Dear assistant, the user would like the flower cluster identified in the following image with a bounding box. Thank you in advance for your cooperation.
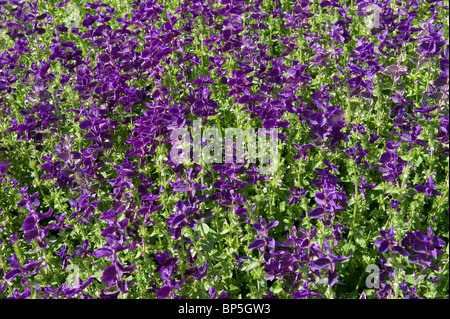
[0,0,448,300]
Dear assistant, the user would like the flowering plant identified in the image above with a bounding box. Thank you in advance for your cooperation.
[0,0,448,299]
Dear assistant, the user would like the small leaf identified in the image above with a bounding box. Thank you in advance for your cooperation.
[198,223,210,236]
[279,201,286,212]
[355,237,367,248]
[244,260,260,272]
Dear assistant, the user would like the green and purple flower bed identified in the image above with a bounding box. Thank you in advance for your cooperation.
[0,0,448,299]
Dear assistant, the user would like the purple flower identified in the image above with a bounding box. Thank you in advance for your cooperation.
[0,161,9,183]
[0,281,6,296]
[287,186,306,206]
[400,124,428,148]
[374,141,407,183]
[82,13,97,28]
[373,227,410,256]
[248,217,281,251]
[291,281,324,299]
[5,253,42,286]
[293,143,312,161]
[194,261,207,280]
[430,276,440,283]
[308,240,349,286]
[148,251,186,299]
[56,24,68,33]
[369,133,380,144]
[390,200,399,212]
[413,98,438,122]
[6,287,31,299]
[414,175,442,196]
[358,177,376,200]
[401,225,446,271]
[345,143,370,166]
[232,252,249,269]
[208,287,229,299]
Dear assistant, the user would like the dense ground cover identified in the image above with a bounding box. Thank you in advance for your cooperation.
[0,0,448,299]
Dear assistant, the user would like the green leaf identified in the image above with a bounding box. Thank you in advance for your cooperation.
[229,284,241,295]
[342,242,356,255]
[414,156,423,166]
[198,223,210,236]
[279,201,286,213]
[355,237,367,249]
[243,258,260,272]
[198,230,218,252]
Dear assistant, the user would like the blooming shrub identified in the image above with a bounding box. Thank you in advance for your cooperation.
[0,0,448,299]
